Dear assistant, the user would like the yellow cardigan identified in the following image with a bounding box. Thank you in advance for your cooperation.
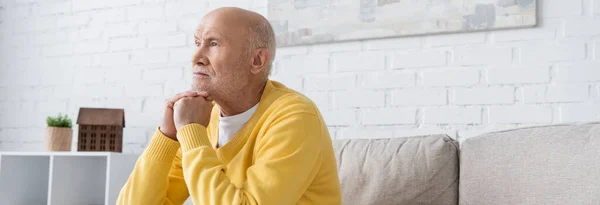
[117,80,342,205]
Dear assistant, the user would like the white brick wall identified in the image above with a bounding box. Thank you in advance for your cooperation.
[105,22,138,37]
[169,47,195,63]
[93,52,130,67]
[488,105,553,124]
[138,20,178,34]
[543,0,583,17]
[304,74,356,91]
[127,5,165,21]
[364,37,421,50]
[143,67,184,82]
[35,1,72,16]
[596,41,600,60]
[422,68,480,87]
[555,62,600,82]
[546,84,590,102]
[165,1,209,18]
[1,0,599,152]
[561,103,600,123]
[131,50,169,65]
[565,18,600,36]
[522,84,591,103]
[276,55,330,76]
[361,108,416,125]
[334,90,385,108]
[453,87,515,105]
[392,50,447,68]
[332,51,385,72]
[522,85,547,103]
[72,1,108,11]
[391,88,447,106]
[425,107,482,124]
[395,125,458,139]
[454,46,513,65]
[106,0,143,7]
[321,110,357,126]
[487,66,551,84]
[360,71,415,89]
[338,126,395,139]
[521,41,586,63]
[312,42,361,54]
[492,19,560,42]
[148,34,187,48]
[425,32,486,47]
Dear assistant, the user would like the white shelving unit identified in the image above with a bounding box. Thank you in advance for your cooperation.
[0,152,139,205]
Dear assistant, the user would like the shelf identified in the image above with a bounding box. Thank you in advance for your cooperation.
[0,152,139,205]
[0,151,117,156]
[0,155,50,205]
[105,154,138,205]
[50,156,107,205]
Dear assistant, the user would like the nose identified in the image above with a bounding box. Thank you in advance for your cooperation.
[192,46,209,67]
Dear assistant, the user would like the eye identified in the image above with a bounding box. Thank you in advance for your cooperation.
[210,41,218,46]
[194,41,201,47]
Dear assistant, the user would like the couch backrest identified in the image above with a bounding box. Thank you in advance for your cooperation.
[460,122,600,205]
[333,135,459,205]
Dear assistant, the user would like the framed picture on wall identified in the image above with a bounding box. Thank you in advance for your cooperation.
[268,0,537,47]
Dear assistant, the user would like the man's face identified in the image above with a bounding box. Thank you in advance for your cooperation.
[191,15,251,96]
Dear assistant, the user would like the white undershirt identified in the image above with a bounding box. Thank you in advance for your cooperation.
[217,103,259,147]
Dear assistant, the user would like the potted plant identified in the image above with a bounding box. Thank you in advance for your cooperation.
[45,113,73,152]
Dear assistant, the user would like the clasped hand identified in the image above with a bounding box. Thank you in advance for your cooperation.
[160,91,214,141]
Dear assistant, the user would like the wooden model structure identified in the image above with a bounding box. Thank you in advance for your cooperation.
[76,108,125,152]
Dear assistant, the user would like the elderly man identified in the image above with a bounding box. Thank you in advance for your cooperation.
[117,7,342,205]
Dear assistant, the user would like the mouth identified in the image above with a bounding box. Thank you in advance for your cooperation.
[193,71,210,77]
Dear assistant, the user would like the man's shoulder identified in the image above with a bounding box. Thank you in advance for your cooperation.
[267,82,320,116]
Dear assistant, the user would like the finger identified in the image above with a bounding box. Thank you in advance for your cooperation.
[189,95,211,102]
[165,95,181,109]
[177,91,200,99]
[183,90,200,96]
[167,93,184,106]
[168,91,199,107]
[195,91,209,97]
[174,96,194,105]
[173,98,183,108]
[164,100,175,109]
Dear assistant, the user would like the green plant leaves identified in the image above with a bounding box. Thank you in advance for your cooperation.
[46,113,72,128]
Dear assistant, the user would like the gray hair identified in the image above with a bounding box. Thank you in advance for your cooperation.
[247,19,276,77]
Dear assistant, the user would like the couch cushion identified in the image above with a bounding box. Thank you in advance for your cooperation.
[333,135,459,205]
[460,122,600,205]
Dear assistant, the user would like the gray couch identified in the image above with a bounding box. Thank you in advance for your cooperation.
[333,122,600,205]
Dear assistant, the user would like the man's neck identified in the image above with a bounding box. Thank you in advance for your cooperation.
[216,80,267,117]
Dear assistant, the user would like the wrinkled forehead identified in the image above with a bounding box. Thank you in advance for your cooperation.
[195,14,248,40]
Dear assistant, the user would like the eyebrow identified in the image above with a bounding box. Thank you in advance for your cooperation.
[194,35,220,41]
[194,31,226,41]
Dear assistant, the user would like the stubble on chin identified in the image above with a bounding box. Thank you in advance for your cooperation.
[191,80,210,93]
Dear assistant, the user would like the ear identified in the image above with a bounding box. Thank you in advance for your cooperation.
[250,48,269,74]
